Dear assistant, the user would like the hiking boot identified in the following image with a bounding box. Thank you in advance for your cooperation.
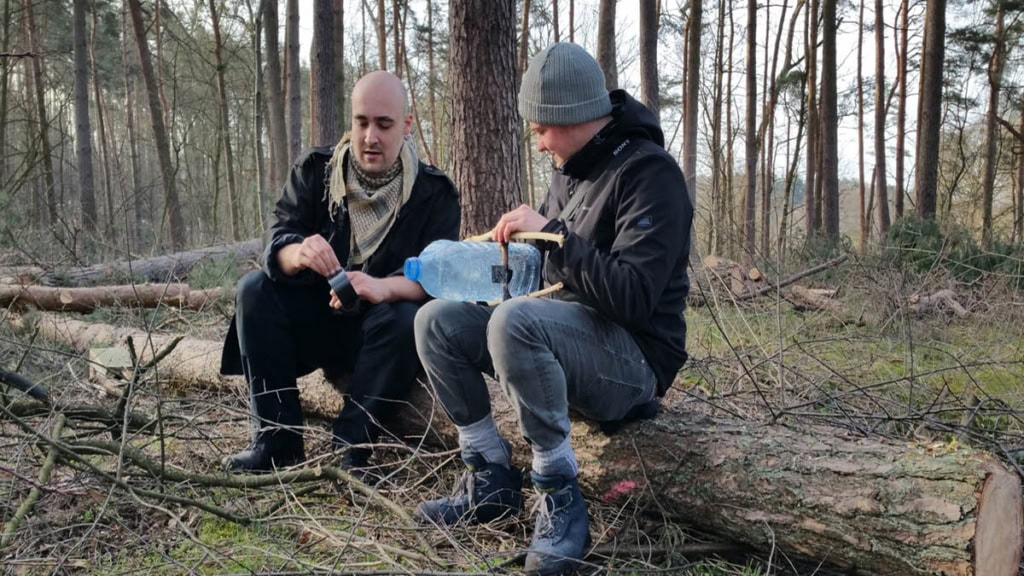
[524,473,590,576]
[341,447,382,486]
[415,454,523,525]
[222,434,305,473]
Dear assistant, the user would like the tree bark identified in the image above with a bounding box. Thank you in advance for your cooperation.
[596,0,617,89]
[639,0,659,117]
[20,313,1023,576]
[252,1,269,229]
[857,0,866,253]
[334,0,346,135]
[804,0,819,241]
[449,0,522,236]
[0,284,226,313]
[683,0,700,258]
[127,0,186,251]
[311,0,338,146]
[915,0,946,221]
[376,0,387,70]
[895,0,908,220]
[981,3,1003,250]
[264,0,289,194]
[0,239,262,287]
[73,0,97,235]
[210,0,242,241]
[285,0,302,160]
[874,0,890,237]
[820,0,840,243]
[23,0,57,227]
[743,0,757,261]
[89,6,116,243]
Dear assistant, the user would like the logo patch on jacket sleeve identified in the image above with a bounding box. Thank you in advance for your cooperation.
[637,215,653,229]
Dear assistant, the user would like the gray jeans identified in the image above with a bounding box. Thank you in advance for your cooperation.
[414,297,657,451]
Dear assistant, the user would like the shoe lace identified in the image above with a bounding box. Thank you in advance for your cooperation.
[529,489,555,537]
[452,467,477,502]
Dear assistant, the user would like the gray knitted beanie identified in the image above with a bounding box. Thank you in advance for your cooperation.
[518,43,612,126]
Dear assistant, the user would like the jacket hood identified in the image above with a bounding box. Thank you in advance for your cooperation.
[609,89,664,148]
[560,90,663,178]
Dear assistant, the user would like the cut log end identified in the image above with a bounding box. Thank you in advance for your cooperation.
[974,462,1022,576]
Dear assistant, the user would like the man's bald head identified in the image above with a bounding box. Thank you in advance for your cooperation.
[350,71,413,175]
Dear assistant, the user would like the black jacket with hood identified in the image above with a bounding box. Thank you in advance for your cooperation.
[220,145,460,376]
[539,90,693,395]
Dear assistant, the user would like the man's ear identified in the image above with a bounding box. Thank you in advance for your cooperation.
[403,114,413,137]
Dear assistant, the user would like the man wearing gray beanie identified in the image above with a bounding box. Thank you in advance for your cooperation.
[414,43,693,576]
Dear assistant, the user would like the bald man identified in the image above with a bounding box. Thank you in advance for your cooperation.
[220,71,460,478]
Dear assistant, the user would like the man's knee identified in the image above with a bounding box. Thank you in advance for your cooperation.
[487,297,545,347]
[235,270,273,314]
[366,300,420,340]
[414,298,470,342]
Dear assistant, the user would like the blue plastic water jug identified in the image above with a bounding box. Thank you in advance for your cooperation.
[404,240,542,302]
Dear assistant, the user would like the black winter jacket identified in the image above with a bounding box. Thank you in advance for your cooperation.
[220,145,460,376]
[539,90,693,395]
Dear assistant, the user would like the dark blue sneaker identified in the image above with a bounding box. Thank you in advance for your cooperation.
[415,454,523,525]
[524,473,590,576]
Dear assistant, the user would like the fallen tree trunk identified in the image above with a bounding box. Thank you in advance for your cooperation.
[0,284,227,312]
[14,312,1022,576]
[0,239,262,286]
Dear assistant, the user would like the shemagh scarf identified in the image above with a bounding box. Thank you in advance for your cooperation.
[327,133,418,265]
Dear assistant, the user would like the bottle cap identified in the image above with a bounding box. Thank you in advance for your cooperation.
[404,257,422,282]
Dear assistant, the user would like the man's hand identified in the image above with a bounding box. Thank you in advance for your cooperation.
[493,204,549,243]
[278,235,341,277]
[329,273,427,309]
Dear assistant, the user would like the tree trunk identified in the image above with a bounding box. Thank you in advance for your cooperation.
[820,0,840,244]
[596,0,617,89]
[709,0,725,256]
[90,7,116,243]
[639,0,659,117]
[915,0,946,221]
[211,0,242,242]
[857,0,866,253]
[981,3,1003,250]
[0,284,226,313]
[449,0,522,236]
[873,0,890,238]
[0,239,262,287]
[568,0,574,42]
[335,0,346,135]
[0,0,10,192]
[24,0,57,227]
[311,0,338,146]
[285,0,302,161]
[253,1,269,229]
[376,0,387,70]
[518,0,532,207]
[804,0,819,241]
[22,313,1024,576]
[127,0,186,251]
[264,0,289,194]
[120,4,146,249]
[548,0,557,41]
[743,0,757,261]
[427,0,439,167]
[683,0,700,258]
[73,0,97,235]
[393,0,403,76]
[895,0,908,220]
[1017,89,1024,243]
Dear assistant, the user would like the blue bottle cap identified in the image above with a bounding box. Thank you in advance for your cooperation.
[404,257,421,281]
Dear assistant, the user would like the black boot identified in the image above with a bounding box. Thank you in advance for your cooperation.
[416,453,524,525]
[524,473,590,576]
[223,431,305,473]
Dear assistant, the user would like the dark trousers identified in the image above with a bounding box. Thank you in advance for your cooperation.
[233,271,422,454]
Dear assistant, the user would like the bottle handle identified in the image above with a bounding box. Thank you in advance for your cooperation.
[464,230,565,246]
[483,282,564,307]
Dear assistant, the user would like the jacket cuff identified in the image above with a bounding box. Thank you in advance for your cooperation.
[263,233,313,283]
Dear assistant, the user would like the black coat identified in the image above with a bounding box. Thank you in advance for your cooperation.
[221,146,461,375]
[539,91,693,395]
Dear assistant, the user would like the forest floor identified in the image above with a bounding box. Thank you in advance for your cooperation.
[0,249,1022,575]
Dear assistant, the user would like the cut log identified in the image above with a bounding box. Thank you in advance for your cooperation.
[0,284,228,312]
[0,239,261,286]
[789,285,845,314]
[14,312,1023,576]
[910,289,969,318]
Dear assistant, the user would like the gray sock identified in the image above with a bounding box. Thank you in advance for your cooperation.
[532,436,578,479]
[457,414,511,468]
